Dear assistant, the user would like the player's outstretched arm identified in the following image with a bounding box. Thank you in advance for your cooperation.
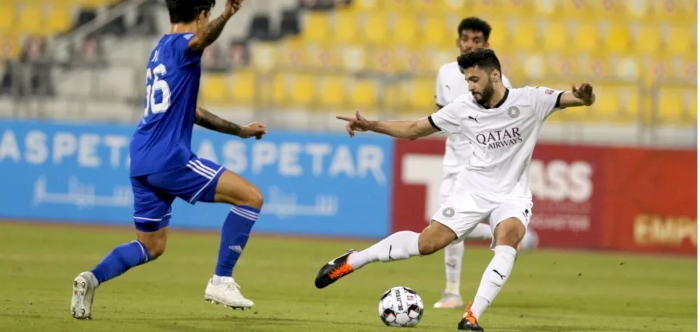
[189,0,244,52]
[195,106,267,140]
[558,82,596,108]
[336,111,438,139]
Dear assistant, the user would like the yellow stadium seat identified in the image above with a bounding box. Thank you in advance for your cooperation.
[439,0,467,11]
[47,4,73,34]
[349,0,380,11]
[408,77,435,110]
[250,42,276,72]
[230,70,256,105]
[318,75,347,108]
[271,72,289,106]
[422,15,449,46]
[621,0,651,19]
[303,12,330,42]
[0,4,16,34]
[651,0,694,23]
[18,4,44,36]
[633,24,662,55]
[338,44,367,72]
[522,52,547,79]
[278,38,308,67]
[350,79,378,109]
[334,11,359,44]
[289,73,316,107]
[467,0,502,16]
[542,21,569,52]
[412,0,450,13]
[666,24,695,56]
[533,0,557,17]
[393,15,418,44]
[425,46,458,72]
[383,0,409,11]
[590,84,641,124]
[366,45,397,73]
[306,42,338,68]
[486,18,509,51]
[394,45,428,73]
[613,55,641,82]
[657,87,697,125]
[200,74,228,105]
[602,23,631,53]
[512,19,539,51]
[590,0,623,18]
[363,13,389,45]
[572,21,599,53]
[559,0,593,18]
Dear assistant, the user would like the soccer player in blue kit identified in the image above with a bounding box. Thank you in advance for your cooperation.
[70,0,268,319]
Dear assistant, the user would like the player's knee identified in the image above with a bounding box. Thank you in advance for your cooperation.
[137,232,168,260]
[494,219,525,248]
[239,185,263,209]
[418,222,456,255]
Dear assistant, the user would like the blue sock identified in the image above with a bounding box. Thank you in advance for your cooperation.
[215,205,260,277]
[91,240,151,284]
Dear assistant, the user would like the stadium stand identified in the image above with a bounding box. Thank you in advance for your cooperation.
[0,0,696,131]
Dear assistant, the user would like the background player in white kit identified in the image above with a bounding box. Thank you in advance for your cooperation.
[434,16,515,310]
[315,48,595,331]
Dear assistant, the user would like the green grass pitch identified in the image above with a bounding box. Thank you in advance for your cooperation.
[0,222,696,332]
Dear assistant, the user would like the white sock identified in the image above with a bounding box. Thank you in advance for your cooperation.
[462,223,493,240]
[469,245,517,319]
[211,274,232,286]
[444,241,464,295]
[347,231,421,269]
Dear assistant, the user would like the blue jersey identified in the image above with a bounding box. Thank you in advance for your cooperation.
[130,33,203,176]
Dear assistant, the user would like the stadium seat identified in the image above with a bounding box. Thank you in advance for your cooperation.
[306,42,338,69]
[467,0,503,16]
[334,11,360,44]
[348,0,380,11]
[512,19,539,51]
[18,4,44,36]
[318,74,347,108]
[250,42,276,72]
[362,13,389,45]
[200,74,228,105]
[0,4,15,34]
[392,15,418,45]
[602,22,631,53]
[559,0,593,19]
[533,0,557,17]
[278,38,308,67]
[349,78,379,109]
[571,21,599,53]
[394,45,429,73]
[422,15,450,46]
[47,4,73,35]
[657,87,697,125]
[365,45,397,73]
[338,44,367,72]
[382,0,409,11]
[620,0,651,19]
[590,84,641,124]
[486,18,509,51]
[542,21,569,52]
[666,24,695,56]
[230,70,256,105]
[407,77,435,110]
[633,24,662,55]
[302,12,330,42]
[289,73,316,107]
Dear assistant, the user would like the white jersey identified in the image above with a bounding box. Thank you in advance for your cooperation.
[435,61,512,174]
[429,86,564,201]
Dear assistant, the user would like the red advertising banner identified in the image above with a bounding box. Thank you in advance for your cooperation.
[391,139,696,255]
[601,148,697,255]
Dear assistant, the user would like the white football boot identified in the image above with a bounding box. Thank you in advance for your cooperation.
[433,292,465,309]
[204,277,254,309]
[71,271,98,319]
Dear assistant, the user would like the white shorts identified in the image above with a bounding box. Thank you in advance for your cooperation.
[439,171,458,205]
[432,187,533,248]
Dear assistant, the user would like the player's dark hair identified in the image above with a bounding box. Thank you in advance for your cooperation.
[166,0,216,24]
[457,48,501,75]
[458,17,491,41]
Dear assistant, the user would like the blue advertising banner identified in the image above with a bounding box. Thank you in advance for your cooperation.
[0,119,394,238]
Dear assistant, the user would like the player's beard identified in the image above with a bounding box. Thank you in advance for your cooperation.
[473,77,495,106]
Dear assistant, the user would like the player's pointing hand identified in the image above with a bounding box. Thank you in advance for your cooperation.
[571,82,595,106]
[239,122,267,140]
[223,0,244,18]
[336,111,370,138]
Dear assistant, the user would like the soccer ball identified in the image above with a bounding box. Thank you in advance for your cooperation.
[378,286,424,327]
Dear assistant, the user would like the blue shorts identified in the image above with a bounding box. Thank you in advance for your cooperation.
[131,157,225,232]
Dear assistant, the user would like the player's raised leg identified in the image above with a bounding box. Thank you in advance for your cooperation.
[458,204,530,331]
[200,168,263,309]
[71,178,172,319]
[314,221,457,288]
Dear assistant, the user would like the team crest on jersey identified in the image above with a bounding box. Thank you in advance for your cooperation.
[442,207,455,218]
[507,106,520,118]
